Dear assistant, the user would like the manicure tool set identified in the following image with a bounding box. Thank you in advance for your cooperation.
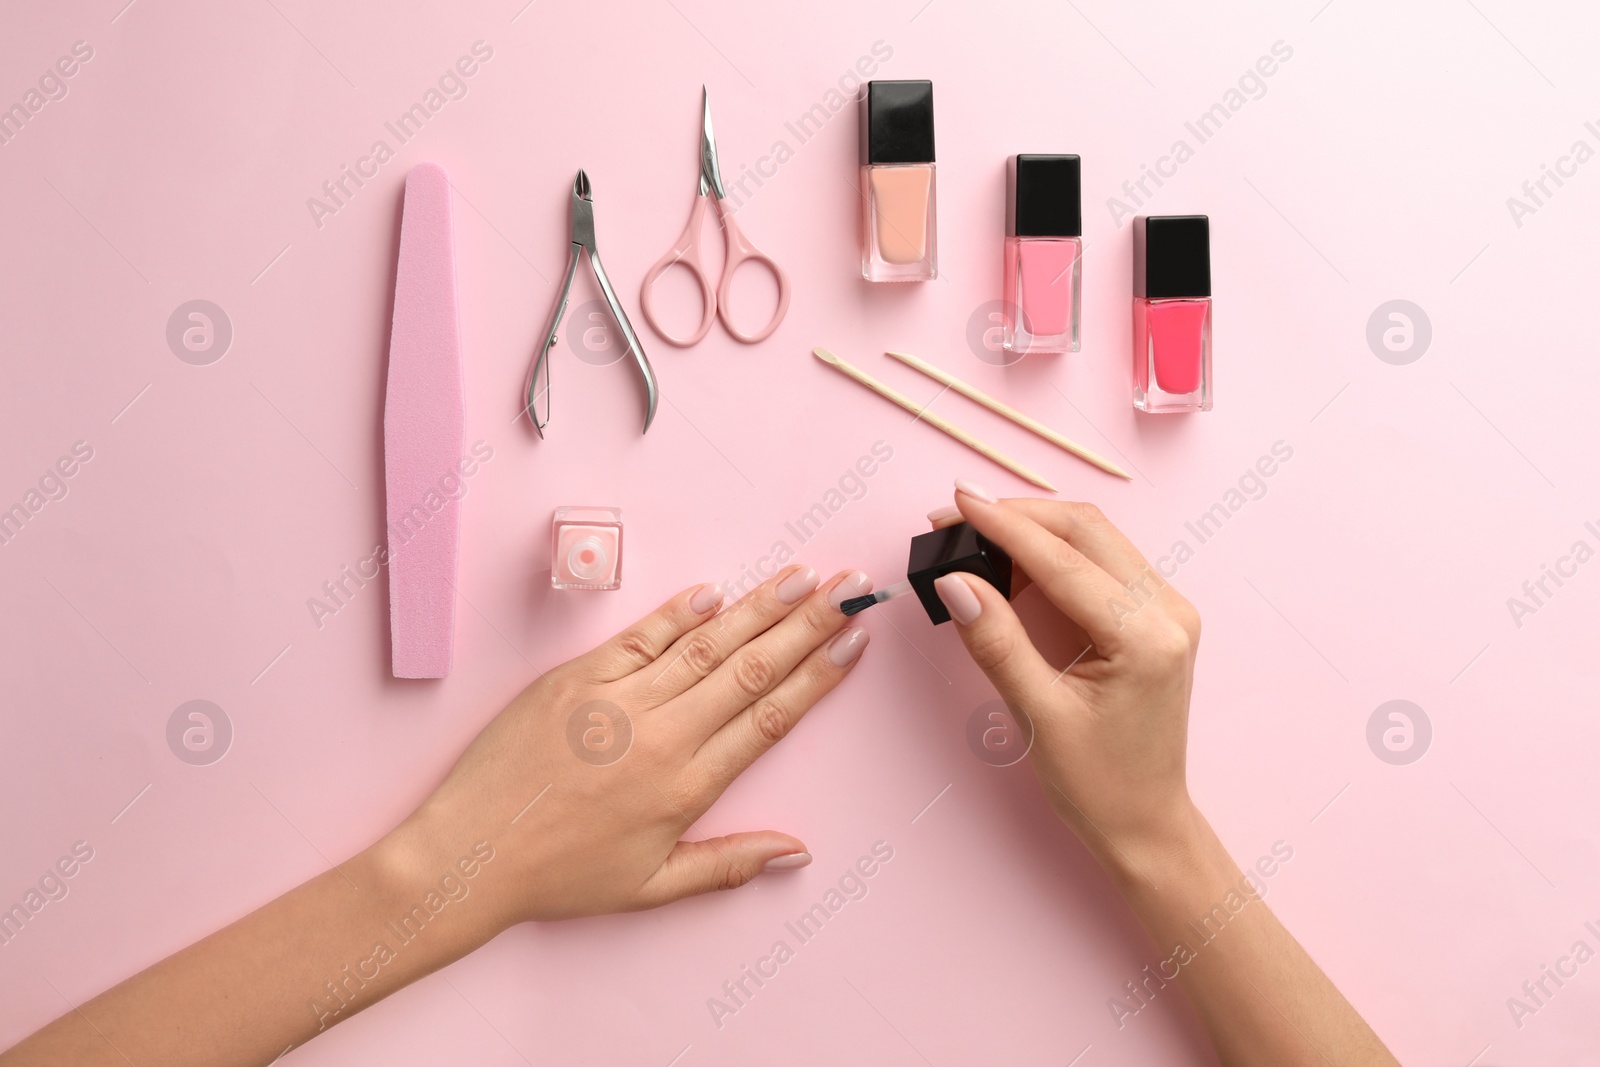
[380,80,1215,673]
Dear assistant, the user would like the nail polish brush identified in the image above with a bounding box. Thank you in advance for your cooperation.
[839,521,1012,624]
[840,580,913,616]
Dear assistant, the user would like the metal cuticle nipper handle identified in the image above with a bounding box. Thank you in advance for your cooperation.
[525,169,660,437]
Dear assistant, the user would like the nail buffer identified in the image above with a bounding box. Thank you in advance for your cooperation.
[384,163,464,679]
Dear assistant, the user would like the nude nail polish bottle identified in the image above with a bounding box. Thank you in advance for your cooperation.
[1004,154,1082,354]
[551,506,623,590]
[1133,215,1212,413]
[859,80,937,282]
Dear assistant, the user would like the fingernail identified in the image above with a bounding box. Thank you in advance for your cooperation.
[934,573,982,625]
[690,583,724,613]
[954,478,999,504]
[828,570,872,611]
[827,627,870,667]
[926,504,961,524]
[762,852,812,873]
[776,566,820,604]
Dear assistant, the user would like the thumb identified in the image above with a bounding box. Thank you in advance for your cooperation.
[638,832,812,906]
[934,573,1055,704]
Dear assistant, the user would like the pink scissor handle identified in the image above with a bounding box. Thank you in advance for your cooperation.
[715,205,791,344]
[640,196,718,347]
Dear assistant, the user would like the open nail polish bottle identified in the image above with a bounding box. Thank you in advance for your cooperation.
[841,522,1011,624]
[1133,214,1212,413]
[551,506,623,590]
[859,80,937,282]
[1004,154,1082,354]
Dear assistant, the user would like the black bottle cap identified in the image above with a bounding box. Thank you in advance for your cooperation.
[1133,215,1211,299]
[906,522,1012,625]
[1007,154,1081,237]
[859,80,935,165]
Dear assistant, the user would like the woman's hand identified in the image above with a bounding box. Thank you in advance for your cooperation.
[382,564,874,931]
[1,565,874,1067]
[929,481,1400,1066]
[928,481,1201,870]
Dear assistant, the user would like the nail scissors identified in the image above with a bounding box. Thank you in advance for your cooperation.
[640,88,791,347]
[525,169,659,437]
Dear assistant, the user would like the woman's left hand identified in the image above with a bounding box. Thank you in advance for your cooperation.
[382,565,874,933]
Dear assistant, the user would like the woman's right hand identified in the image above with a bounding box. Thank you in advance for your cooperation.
[930,481,1403,1066]
[927,480,1204,872]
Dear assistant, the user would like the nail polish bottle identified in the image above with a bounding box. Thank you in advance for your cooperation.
[859,80,937,282]
[907,522,1010,623]
[1004,154,1082,354]
[842,522,1012,624]
[551,506,623,590]
[1133,215,1212,413]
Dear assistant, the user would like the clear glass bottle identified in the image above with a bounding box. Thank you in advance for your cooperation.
[551,506,623,590]
[1132,215,1212,413]
[1003,154,1082,354]
[860,80,937,282]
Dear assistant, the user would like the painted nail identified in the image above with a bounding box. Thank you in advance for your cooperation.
[828,570,872,611]
[934,573,982,625]
[954,478,999,504]
[762,852,812,873]
[827,627,870,667]
[776,566,820,604]
[927,504,961,524]
[690,583,724,613]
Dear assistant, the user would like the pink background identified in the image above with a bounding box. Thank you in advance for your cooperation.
[3,0,1598,1062]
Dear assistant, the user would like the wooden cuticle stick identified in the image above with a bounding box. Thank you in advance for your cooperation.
[812,346,1057,493]
[885,350,1132,480]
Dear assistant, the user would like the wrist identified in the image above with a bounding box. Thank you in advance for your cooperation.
[1096,799,1219,893]
[363,812,510,954]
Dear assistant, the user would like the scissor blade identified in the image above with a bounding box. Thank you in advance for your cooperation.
[700,87,725,199]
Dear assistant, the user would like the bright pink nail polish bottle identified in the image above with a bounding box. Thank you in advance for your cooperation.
[551,506,623,590]
[1133,215,1212,413]
[1004,154,1081,354]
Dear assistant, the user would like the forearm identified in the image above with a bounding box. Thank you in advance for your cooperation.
[1098,807,1397,1066]
[3,829,502,1067]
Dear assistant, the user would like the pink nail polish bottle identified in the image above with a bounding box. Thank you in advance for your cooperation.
[859,80,937,283]
[1003,154,1081,355]
[551,506,623,590]
[1133,215,1212,413]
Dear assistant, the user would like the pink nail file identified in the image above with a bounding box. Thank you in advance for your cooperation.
[384,163,464,679]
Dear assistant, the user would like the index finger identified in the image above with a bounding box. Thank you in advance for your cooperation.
[952,482,1132,653]
[931,498,1155,589]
